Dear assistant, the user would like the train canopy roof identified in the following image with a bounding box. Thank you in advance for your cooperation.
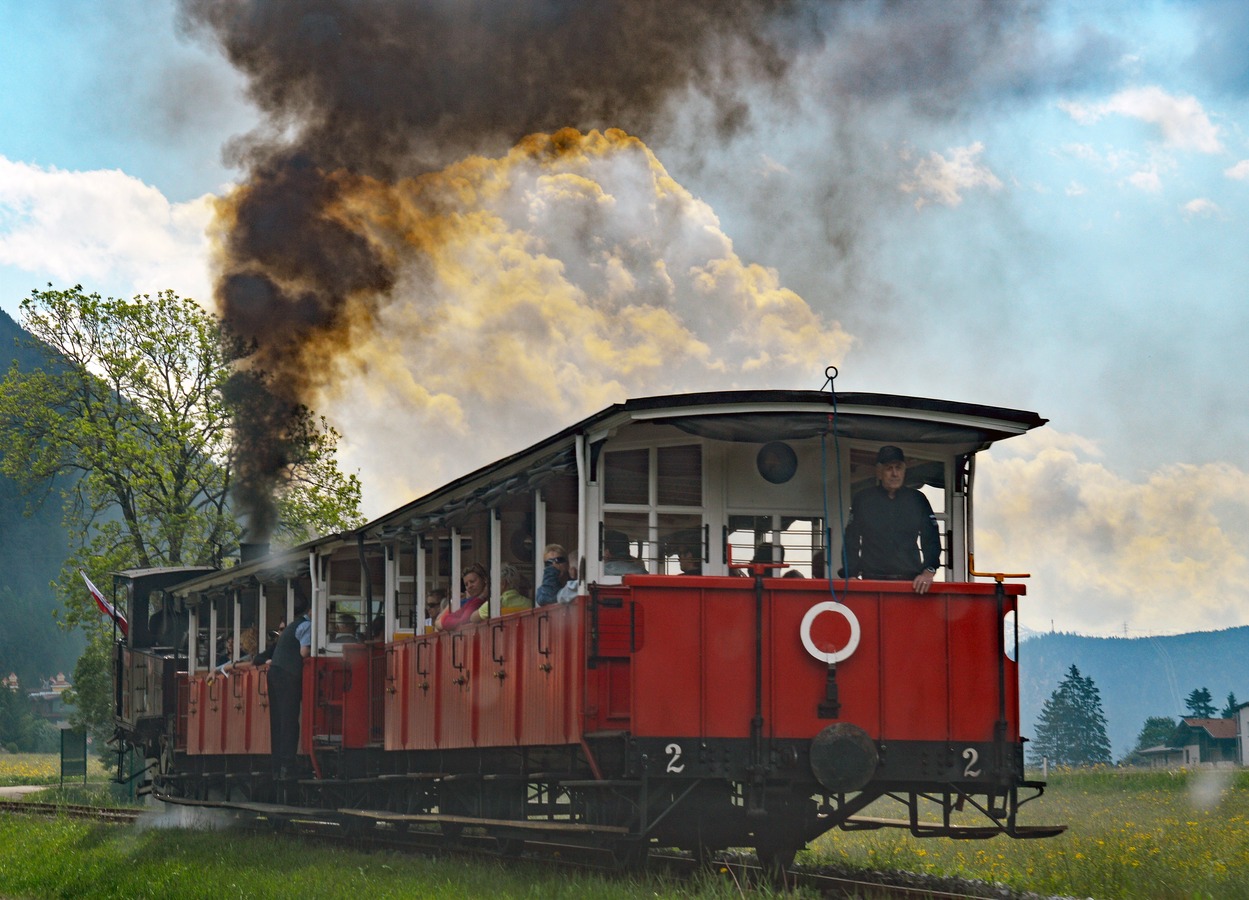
[365,388,1045,537]
[169,388,1045,596]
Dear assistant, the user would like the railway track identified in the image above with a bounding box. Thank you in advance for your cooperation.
[0,800,141,824]
[0,798,1050,898]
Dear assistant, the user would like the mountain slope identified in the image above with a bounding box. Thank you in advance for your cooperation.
[1019,627,1249,759]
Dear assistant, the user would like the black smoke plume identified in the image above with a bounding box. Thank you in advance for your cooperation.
[177,0,801,538]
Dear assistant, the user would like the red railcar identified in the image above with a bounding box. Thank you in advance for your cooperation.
[114,385,1062,867]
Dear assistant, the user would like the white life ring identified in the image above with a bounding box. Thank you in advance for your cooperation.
[800,601,861,664]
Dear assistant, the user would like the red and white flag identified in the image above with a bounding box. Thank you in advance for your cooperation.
[81,570,128,636]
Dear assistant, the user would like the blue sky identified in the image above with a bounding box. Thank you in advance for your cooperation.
[2,1,1247,638]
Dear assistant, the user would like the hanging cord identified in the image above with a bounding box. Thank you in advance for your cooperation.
[819,366,850,604]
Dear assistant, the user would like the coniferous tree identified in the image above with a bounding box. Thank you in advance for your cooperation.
[1029,664,1113,767]
[1220,692,1238,719]
[1184,687,1216,718]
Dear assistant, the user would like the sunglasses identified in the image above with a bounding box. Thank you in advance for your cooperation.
[547,556,568,564]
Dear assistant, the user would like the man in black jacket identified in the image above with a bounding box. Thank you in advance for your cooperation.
[842,446,941,593]
[255,597,311,779]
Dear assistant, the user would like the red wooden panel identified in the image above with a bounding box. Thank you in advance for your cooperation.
[250,667,271,754]
[700,587,760,738]
[517,603,581,746]
[583,658,632,732]
[476,618,521,747]
[437,630,476,747]
[339,644,374,748]
[382,641,406,749]
[405,637,437,750]
[767,587,883,739]
[222,670,249,754]
[201,673,227,754]
[175,673,189,752]
[946,594,1018,741]
[309,657,346,747]
[629,588,704,736]
[879,590,951,741]
[298,662,315,757]
[184,675,204,754]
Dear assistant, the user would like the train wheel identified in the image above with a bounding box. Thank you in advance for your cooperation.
[754,842,797,884]
[495,836,524,857]
[611,839,649,872]
[693,843,723,870]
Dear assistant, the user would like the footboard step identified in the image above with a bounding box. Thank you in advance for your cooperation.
[337,808,629,834]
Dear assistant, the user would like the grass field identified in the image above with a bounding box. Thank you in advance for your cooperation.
[0,816,791,900]
[3,758,1248,898]
[0,752,109,787]
[808,767,1249,899]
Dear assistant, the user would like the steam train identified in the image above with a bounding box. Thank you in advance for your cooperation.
[112,384,1063,869]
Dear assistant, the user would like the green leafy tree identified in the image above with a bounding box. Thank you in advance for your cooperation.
[1220,691,1238,719]
[1184,687,1216,719]
[0,687,59,753]
[1029,664,1113,767]
[0,285,365,753]
[1119,715,1177,765]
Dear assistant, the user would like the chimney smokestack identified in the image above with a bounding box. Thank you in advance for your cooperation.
[240,542,270,564]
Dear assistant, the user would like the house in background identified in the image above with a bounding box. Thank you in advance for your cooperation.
[1135,744,1186,768]
[1173,718,1238,766]
[27,673,74,729]
[1236,702,1249,766]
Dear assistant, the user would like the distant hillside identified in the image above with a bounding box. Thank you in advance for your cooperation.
[0,307,83,686]
[1019,627,1249,759]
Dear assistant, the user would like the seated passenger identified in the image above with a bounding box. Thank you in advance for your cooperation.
[676,544,703,575]
[751,541,785,577]
[603,530,647,575]
[366,615,385,641]
[436,563,489,631]
[330,612,358,642]
[556,554,580,603]
[536,544,574,606]
[424,588,449,630]
[476,563,533,620]
[216,627,258,676]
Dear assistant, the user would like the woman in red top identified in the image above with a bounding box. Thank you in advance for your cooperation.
[435,563,489,631]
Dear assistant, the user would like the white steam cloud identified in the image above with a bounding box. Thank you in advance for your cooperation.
[316,130,853,510]
[976,430,1249,637]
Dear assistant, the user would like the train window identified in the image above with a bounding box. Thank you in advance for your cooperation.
[658,515,704,574]
[726,514,825,576]
[603,449,648,504]
[602,512,648,565]
[329,557,359,597]
[396,544,417,630]
[601,444,705,574]
[656,445,701,506]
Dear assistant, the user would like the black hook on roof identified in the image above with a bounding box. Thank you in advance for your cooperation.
[821,365,839,392]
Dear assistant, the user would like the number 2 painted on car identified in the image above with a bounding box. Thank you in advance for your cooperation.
[665,742,685,773]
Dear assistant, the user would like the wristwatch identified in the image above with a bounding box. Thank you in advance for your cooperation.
[925,566,937,574]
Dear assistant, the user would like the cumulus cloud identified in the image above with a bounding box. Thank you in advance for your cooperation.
[1058,86,1223,153]
[1182,197,1220,219]
[898,142,1002,209]
[310,129,853,508]
[975,431,1249,637]
[0,157,214,302]
[1225,160,1249,180]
